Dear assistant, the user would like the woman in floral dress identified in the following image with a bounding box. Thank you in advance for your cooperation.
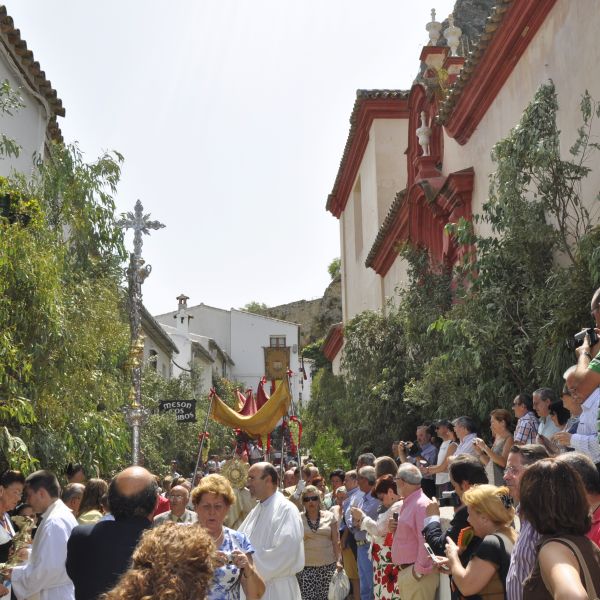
[192,474,265,600]
[351,474,402,600]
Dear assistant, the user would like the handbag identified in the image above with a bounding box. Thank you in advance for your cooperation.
[328,568,351,600]
[550,537,599,600]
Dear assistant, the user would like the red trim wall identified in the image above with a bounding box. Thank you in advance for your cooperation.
[444,0,557,145]
[327,98,409,218]
[322,323,344,362]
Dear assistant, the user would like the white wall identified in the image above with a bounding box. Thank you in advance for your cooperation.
[341,118,409,322]
[156,303,301,405]
[157,304,232,355]
[0,52,49,177]
[142,335,172,380]
[230,309,300,404]
[441,0,600,234]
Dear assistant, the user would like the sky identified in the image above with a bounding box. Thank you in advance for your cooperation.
[7,0,456,315]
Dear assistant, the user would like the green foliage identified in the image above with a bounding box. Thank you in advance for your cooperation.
[0,143,132,475]
[328,257,341,280]
[309,428,351,473]
[140,369,237,477]
[0,79,23,159]
[241,301,269,316]
[12,142,126,276]
[302,338,328,373]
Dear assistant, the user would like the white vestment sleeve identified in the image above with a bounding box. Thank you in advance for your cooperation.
[251,503,304,581]
[12,520,70,599]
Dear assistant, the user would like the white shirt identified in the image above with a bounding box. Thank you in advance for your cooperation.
[570,387,600,463]
[455,433,478,458]
[238,491,304,600]
[12,499,77,600]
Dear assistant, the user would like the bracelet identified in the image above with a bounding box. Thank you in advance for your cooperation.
[242,567,253,579]
[583,351,592,359]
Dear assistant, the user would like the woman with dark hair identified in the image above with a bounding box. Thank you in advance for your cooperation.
[351,474,402,600]
[422,420,458,497]
[0,470,25,562]
[520,459,600,599]
[77,478,109,524]
[101,522,214,600]
[473,409,513,486]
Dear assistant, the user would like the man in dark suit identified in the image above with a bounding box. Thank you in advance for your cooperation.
[421,455,488,556]
[66,466,158,600]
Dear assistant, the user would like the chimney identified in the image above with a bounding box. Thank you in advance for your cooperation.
[175,293,193,332]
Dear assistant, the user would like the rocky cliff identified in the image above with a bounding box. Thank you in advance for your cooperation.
[264,277,342,348]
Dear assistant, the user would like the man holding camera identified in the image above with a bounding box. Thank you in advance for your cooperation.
[396,426,438,498]
[422,456,488,557]
[566,286,600,457]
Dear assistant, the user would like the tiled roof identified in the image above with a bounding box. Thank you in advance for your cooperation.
[365,189,407,269]
[0,5,65,142]
[437,0,513,125]
[326,89,409,214]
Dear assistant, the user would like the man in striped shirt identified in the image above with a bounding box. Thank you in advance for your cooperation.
[503,444,549,600]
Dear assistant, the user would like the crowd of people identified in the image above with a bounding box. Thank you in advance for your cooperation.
[0,293,600,600]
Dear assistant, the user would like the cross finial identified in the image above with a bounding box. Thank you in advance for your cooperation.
[119,200,165,259]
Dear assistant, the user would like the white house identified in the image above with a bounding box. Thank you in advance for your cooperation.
[0,6,64,175]
[140,305,179,380]
[155,295,302,404]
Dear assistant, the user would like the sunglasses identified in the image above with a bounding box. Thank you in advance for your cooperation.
[303,496,320,502]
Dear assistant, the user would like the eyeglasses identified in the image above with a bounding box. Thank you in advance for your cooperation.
[303,496,319,502]
[503,466,522,475]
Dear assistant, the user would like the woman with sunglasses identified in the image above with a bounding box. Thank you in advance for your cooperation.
[297,485,343,600]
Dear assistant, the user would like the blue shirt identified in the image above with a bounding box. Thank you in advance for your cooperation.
[348,490,381,542]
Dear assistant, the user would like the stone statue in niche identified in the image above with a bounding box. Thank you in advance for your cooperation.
[416,111,432,156]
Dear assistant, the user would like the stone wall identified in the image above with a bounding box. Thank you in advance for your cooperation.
[265,277,342,347]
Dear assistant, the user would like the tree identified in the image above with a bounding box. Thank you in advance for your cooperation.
[328,257,341,280]
[242,301,269,316]
[0,141,132,476]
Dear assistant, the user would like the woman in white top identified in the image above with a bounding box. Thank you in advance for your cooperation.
[422,420,458,498]
[350,475,402,600]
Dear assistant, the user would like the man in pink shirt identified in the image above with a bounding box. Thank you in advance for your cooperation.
[391,463,439,600]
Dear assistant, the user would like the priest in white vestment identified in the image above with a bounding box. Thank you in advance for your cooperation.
[10,470,77,600]
[238,462,304,600]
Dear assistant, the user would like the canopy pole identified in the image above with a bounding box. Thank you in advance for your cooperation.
[193,391,215,485]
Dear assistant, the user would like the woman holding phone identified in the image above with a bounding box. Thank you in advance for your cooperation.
[351,475,402,600]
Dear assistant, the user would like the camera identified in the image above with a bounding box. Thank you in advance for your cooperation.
[439,491,461,508]
[566,328,599,351]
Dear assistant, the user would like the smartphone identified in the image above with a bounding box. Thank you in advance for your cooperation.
[392,512,398,522]
[424,543,449,571]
